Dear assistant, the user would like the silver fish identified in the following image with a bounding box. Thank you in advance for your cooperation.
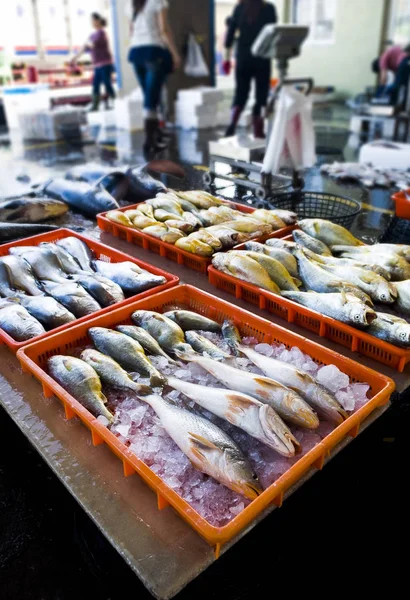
[88,327,166,387]
[0,255,44,296]
[48,355,114,423]
[80,349,151,394]
[243,242,299,278]
[318,263,397,304]
[292,230,332,255]
[366,312,410,347]
[94,260,166,295]
[13,295,76,329]
[0,299,45,341]
[167,377,300,456]
[177,352,319,429]
[393,279,410,315]
[131,310,193,354]
[141,394,262,499]
[71,273,124,307]
[333,247,410,281]
[185,331,229,360]
[116,325,175,363]
[163,310,221,332]
[232,250,300,291]
[56,237,95,273]
[40,243,84,275]
[295,248,372,302]
[282,291,377,327]
[298,219,363,246]
[236,345,348,424]
[222,319,242,357]
[16,248,67,283]
[302,248,391,280]
[42,281,101,317]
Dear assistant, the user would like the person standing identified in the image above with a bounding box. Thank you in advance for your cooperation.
[223,0,277,138]
[72,13,115,111]
[128,0,181,154]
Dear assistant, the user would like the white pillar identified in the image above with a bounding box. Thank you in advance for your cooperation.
[109,0,137,97]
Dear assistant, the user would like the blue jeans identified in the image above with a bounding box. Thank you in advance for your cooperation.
[390,55,410,105]
[128,46,172,111]
[93,64,115,98]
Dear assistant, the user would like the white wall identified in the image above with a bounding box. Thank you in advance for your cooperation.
[287,0,386,97]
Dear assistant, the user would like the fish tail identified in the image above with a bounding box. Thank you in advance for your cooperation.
[150,372,167,388]
[259,404,300,457]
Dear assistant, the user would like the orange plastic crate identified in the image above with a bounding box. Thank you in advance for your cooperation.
[97,200,295,273]
[392,189,410,219]
[0,228,178,353]
[17,285,394,556]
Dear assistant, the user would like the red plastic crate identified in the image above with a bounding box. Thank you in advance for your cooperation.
[0,228,178,353]
[17,285,394,556]
[97,200,295,273]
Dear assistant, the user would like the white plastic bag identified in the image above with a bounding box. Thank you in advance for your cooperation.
[184,34,210,78]
[263,86,316,174]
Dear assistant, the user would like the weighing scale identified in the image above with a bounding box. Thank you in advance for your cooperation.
[207,25,311,200]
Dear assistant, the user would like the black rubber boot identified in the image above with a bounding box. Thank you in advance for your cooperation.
[88,94,100,112]
[143,118,167,155]
[224,105,242,137]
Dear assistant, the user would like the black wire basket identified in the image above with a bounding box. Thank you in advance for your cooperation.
[380,216,410,244]
[267,190,361,228]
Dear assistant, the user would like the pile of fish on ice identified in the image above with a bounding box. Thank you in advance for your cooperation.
[0,160,185,243]
[212,218,410,349]
[0,236,166,342]
[320,161,410,188]
[105,189,297,257]
[47,308,370,526]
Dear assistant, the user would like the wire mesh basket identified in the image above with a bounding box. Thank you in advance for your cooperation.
[267,190,361,228]
[380,216,410,244]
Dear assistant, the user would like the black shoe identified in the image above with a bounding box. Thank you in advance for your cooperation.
[225,123,236,137]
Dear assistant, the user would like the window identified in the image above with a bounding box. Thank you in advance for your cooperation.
[1,1,38,57]
[389,0,410,45]
[293,0,337,44]
[37,0,69,56]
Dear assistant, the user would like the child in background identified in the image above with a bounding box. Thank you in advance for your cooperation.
[72,12,115,111]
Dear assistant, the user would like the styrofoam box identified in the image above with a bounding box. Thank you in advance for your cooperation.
[175,113,215,130]
[3,83,50,129]
[177,87,224,105]
[115,97,143,131]
[359,140,410,169]
[174,101,215,117]
[18,108,85,141]
[87,109,116,128]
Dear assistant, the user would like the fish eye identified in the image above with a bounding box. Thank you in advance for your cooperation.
[354,314,361,322]
[380,293,387,301]
[400,332,407,340]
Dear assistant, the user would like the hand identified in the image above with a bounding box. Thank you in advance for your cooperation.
[172,54,182,71]
[222,60,231,76]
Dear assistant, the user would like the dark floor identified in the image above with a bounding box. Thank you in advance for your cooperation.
[0,103,408,598]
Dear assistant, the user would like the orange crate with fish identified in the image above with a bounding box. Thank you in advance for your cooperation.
[97,197,295,274]
[17,285,394,555]
[0,228,178,353]
[209,220,410,372]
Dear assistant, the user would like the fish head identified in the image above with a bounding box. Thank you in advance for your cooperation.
[394,324,410,346]
[375,281,397,304]
[219,449,262,500]
[297,219,316,237]
[345,302,377,327]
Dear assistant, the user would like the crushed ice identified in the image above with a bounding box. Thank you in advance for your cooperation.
[102,333,370,527]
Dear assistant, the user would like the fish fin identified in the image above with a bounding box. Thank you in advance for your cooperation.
[98,392,108,405]
[188,432,219,450]
[145,159,185,179]
[293,277,303,288]
[358,272,376,284]
[226,393,256,417]
[253,376,285,390]
[340,290,348,304]
[327,281,344,290]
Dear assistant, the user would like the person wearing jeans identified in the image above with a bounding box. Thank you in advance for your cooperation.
[223,0,277,138]
[128,0,181,155]
[72,12,115,111]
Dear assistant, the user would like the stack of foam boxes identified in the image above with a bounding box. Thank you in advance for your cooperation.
[175,87,224,130]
